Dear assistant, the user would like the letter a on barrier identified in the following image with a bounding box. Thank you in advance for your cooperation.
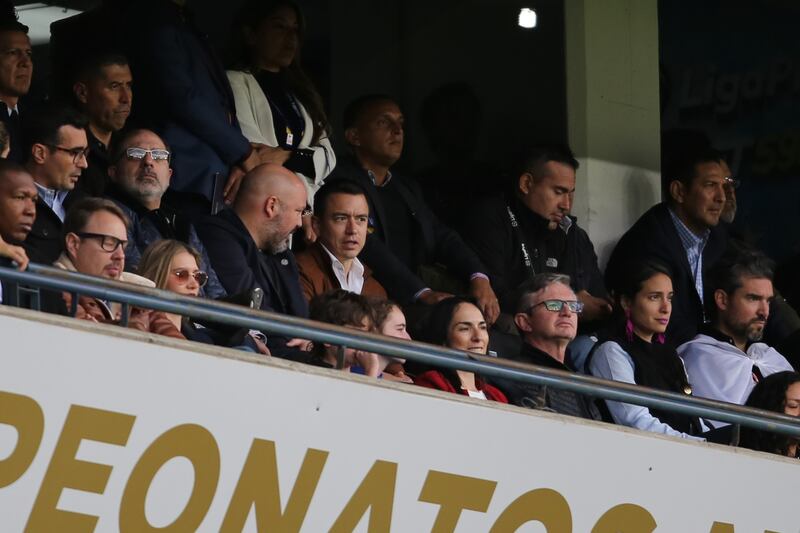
[330,460,397,533]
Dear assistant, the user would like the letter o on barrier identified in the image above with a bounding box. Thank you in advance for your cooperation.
[119,424,220,532]
[0,391,44,488]
[490,488,572,533]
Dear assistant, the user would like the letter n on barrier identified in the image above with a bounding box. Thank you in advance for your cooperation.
[0,391,44,488]
[419,470,497,533]
[220,439,328,532]
[25,404,136,532]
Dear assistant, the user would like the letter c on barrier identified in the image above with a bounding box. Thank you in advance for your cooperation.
[0,391,44,488]
[119,424,220,533]
[591,503,656,532]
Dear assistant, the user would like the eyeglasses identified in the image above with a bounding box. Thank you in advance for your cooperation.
[125,147,171,161]
[527,299,584,314]
[723,176,740,189]
[75,232,127,252]
[277,198,312,217]
[47,144,90,163]
[172,269,208,287]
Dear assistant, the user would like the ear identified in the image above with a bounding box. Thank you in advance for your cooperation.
[620,295,632,313]
[669,180,685,204]
[310,215,321,236]
[344,127,360,147]
[65,232,81,259]
[73,82,88,105]
[518,172,533,195]
[31,143,48,165]
[264,195,279,218]
[514,312,532,333]
[714,289,728,312]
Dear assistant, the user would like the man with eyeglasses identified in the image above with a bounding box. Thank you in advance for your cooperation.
[22,104,90,264]
[489,272,600,420]
[0,6,32,163]
[41,196,183,339]
[105,128,226,298]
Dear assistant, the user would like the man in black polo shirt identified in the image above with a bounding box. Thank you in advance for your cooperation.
[329,94,499,324]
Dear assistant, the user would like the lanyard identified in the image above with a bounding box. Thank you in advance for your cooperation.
[270,92,305,148]
[506,205,537,277]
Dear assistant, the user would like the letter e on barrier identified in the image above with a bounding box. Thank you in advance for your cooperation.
[0,391,44,488]
[419,470,497,533]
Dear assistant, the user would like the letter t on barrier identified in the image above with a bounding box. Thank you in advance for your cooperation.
[418,470,497,533]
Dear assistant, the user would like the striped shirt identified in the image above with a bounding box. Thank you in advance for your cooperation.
[668,208,710,304]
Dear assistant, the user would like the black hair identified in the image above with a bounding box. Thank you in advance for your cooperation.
[739,371,800,457]
[609,259,673,338]
[312,179,368,218]
[229,0,330,144]
[342,94,395,131]
[73,51,129,84]
[22,104,88,158]
[0,2,28,34]
[664,147,722,204]
[704,245,774,321]
[514,143,579,184]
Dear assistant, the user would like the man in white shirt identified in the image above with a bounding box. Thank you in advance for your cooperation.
[296,180,387,302]
[679,249,793,419]
[22,105,89,264]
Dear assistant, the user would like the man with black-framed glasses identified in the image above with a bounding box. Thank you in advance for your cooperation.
[489,272,601,420]
[104,127,226,298]
[22,104,90,264]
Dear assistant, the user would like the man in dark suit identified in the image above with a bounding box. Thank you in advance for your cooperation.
[22,105,89,265]
[605,149,728,345]
[0,160,36,305]
[329,94,500,325]
[0,8,32,163]
[196,163,309,359]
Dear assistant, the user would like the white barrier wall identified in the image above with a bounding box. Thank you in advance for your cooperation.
[0,308,797,532]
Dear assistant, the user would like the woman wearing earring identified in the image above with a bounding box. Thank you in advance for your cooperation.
[588,260,705,439]
[227,0,335,230]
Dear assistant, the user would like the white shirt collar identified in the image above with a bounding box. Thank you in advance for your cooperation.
[320,243,366,294]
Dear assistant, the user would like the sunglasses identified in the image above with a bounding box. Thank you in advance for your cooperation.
[527,299,584,314]
[125,147,171,161]
[172,268,208,287]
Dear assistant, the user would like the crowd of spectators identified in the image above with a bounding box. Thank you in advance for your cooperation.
[0,0,798,460]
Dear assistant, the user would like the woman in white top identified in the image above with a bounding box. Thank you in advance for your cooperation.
[227,0,335,225]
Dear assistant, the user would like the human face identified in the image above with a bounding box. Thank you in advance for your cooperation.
[718,277,773,345]
[624,272,673,342]
[720,160,737,224]
[313,193,369,261]
[249,6,299,72]
[784,382,800,417]
[265,186,307,253]
[0,169,36,243]
[380,305,411,340]
[68,210,127,279]
[110,130,172,209]
[36,125,88,191]
[521,282,578,343]
[165,251,202,297]
[518,161,576,229]
[348,100,404,169]
[673,161,726,233]
[78,64,133,135]
[447,302,489,354]
[0,31,32,101]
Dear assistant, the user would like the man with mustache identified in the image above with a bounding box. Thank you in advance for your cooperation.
[104,128,226,298]
[71,52,132,197]
[196,163,310,359]
[678,249,793,417]
[0,5,32,163]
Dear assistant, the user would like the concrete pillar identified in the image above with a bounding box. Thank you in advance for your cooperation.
[565,0,662,267]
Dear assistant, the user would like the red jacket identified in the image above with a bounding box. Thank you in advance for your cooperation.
[414,370,508,403]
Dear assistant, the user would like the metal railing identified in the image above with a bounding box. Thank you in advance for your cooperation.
[2,263,800,439]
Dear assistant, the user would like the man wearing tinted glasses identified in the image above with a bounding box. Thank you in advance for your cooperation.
[489,272,600,420]
[105,128,226,298]
[22,104,90,265]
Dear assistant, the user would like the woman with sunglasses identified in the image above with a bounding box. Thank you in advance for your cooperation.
[588,260,705,440]
[138,240,268,353]
[227,0,335,241]
[414,297,507,402]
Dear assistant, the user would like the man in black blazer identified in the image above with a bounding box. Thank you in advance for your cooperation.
[0,9,33,163]
[329,94,500,324]
[22,106,89,265]
[196,164,309,359]
[605,149,728,345]
[0,160,36,305]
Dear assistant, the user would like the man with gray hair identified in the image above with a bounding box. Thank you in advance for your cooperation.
[678,249,793,414]
[490,272,600,419]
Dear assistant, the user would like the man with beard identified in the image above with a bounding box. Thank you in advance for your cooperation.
[678,249,793,420]
[196,164,309,359]
[105,128,225,298]
[71,52,133,197]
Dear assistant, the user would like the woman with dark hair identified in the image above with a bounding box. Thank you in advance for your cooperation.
[739,371,800,458]
[414,297,507,402]
[227,0,335,220]
[588,260,705,440]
